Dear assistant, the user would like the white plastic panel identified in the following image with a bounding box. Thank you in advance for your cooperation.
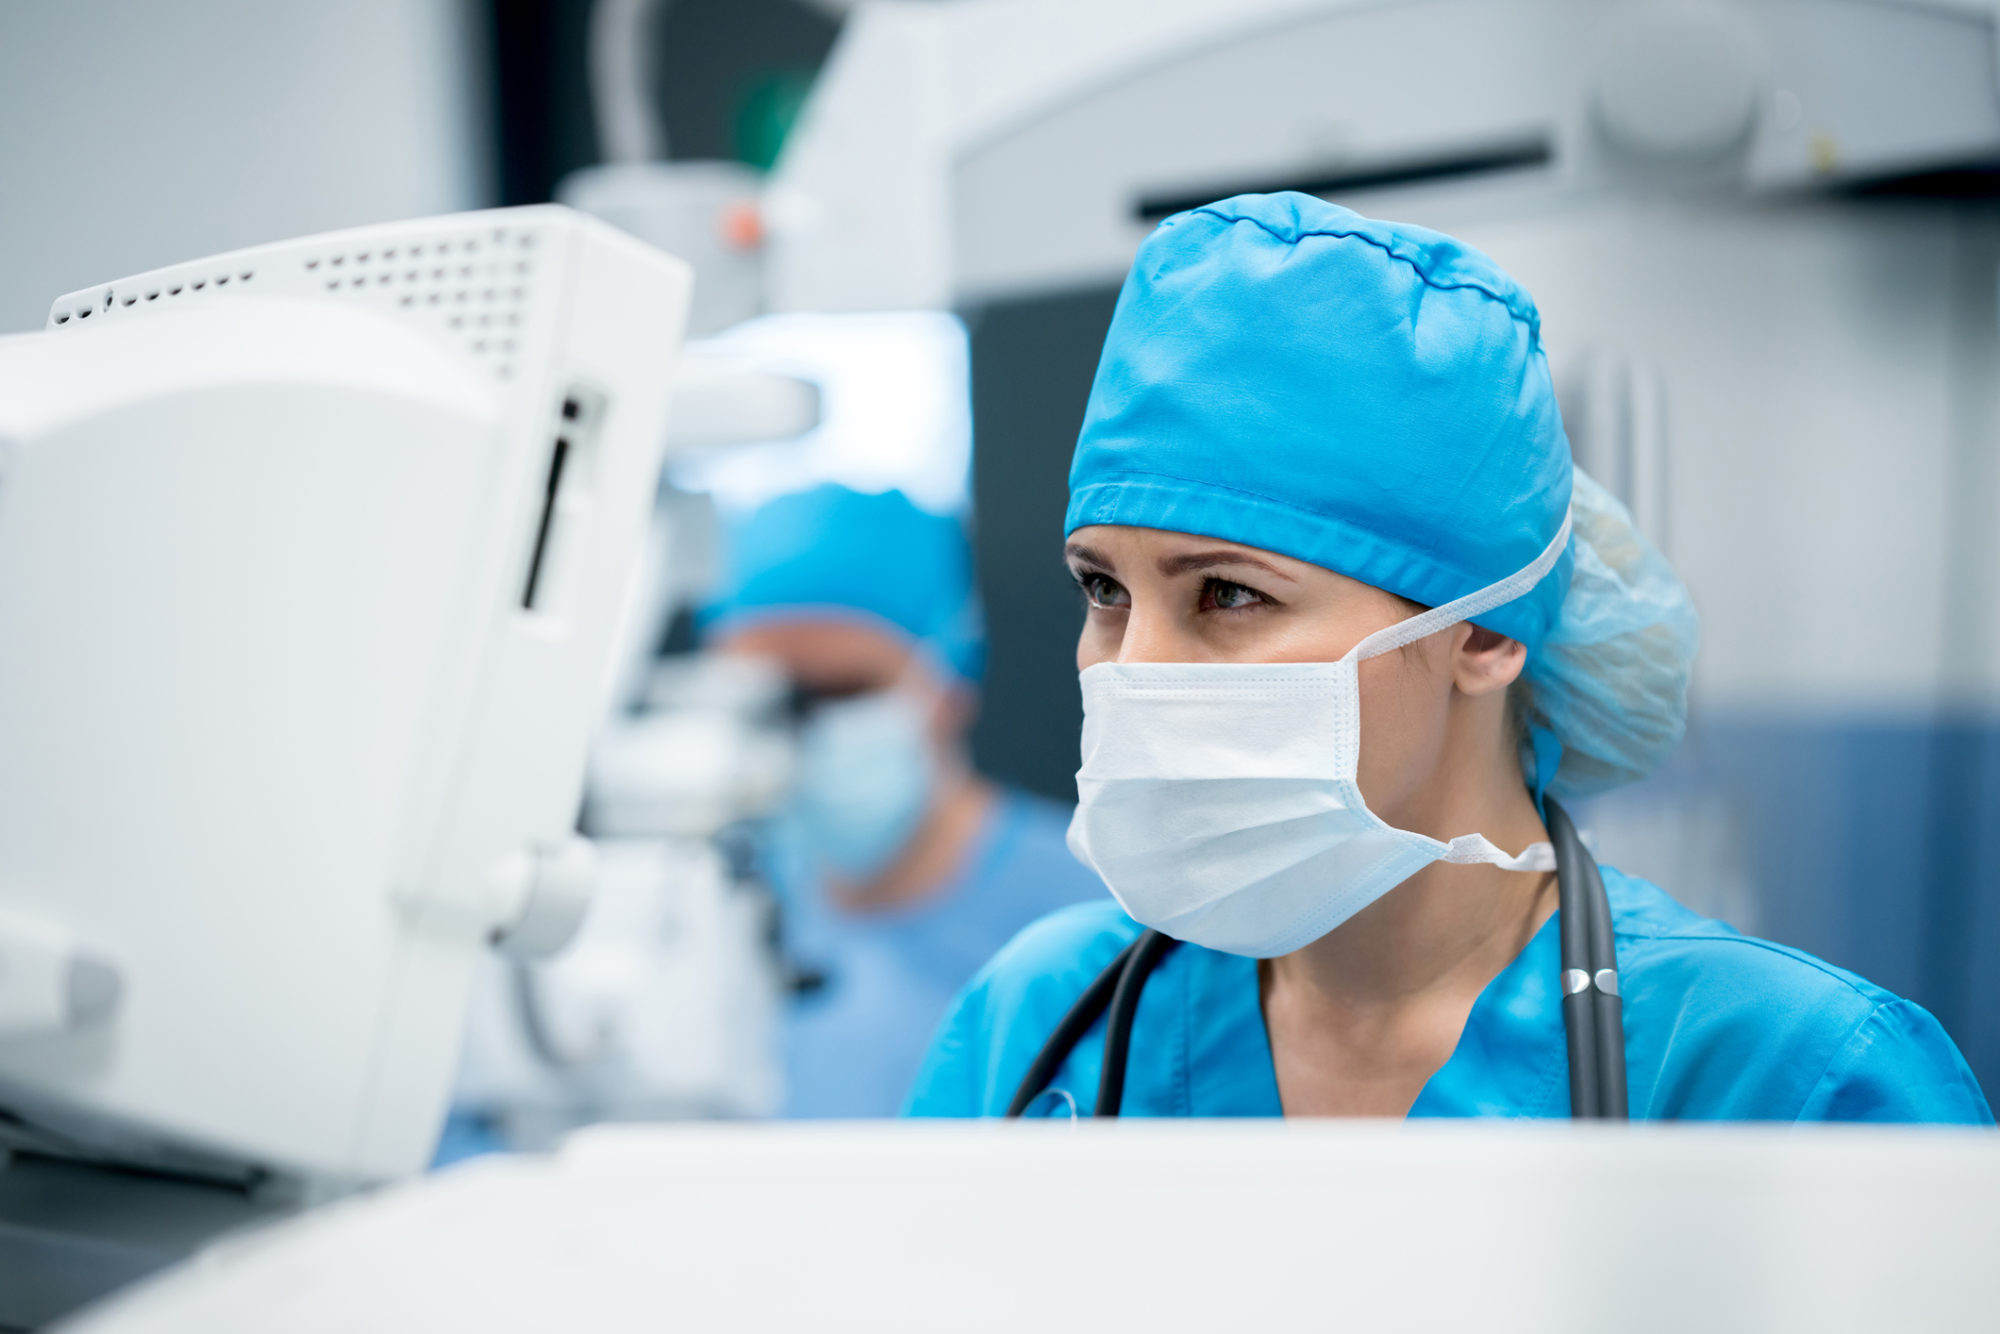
[0,302,499,1176]
[0,208,692,1182]
[1744,0,2000,187]
[953,0,1573,301]
[771,0,2000,310]
[63,1122,2000,1333]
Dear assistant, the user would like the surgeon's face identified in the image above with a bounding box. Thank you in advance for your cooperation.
[1064,524,1525,822]
[717,616,913,702]
[712,616,970,751]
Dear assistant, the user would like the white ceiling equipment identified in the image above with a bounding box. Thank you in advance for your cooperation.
[767,0,2000,310]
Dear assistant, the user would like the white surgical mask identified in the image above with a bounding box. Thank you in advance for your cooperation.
[792,690,934,880]
[1066,517,1571,958]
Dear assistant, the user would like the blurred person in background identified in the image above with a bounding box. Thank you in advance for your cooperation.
[704,484,1105,1117]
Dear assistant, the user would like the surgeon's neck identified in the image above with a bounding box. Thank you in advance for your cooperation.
[1260,710,1555,1116]
[830,765,996,913]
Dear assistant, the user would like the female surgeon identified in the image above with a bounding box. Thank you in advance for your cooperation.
[906,193,1993,1122]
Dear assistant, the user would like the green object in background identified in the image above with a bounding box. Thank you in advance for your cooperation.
[735,68,817,170]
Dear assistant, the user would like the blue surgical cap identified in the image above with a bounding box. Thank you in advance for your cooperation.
[1068,193,1573,655]
[702,484,984,682]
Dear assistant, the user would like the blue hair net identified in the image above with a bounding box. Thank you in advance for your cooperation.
[1068,193,1573,655]
[701,484,984,682]
[1527,470,1699,799]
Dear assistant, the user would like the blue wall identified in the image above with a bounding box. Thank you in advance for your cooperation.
[1580,711,2000,1099]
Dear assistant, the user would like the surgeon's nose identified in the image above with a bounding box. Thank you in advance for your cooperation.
[1114,606,1189,665]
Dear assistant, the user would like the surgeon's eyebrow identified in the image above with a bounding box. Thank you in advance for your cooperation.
[1064,542,1115,572]
[1154,549,1298,582]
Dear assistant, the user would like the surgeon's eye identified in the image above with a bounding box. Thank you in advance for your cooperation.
[1201,578,1269,613]
[1074,571,1130,611]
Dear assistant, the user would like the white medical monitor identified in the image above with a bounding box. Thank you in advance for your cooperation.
[0,208,690,1183]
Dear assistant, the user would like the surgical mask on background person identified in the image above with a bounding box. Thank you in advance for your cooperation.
[791,690,935,880]
[1066,519,1570,959]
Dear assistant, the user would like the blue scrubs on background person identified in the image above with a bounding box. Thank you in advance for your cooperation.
[704,485,1105,1118]
[904,192,1991,1123]
[778,791,1099,1118]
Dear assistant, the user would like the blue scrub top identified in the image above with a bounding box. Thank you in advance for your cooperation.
[781,788,1107,1118]
[906,868,1992,1122]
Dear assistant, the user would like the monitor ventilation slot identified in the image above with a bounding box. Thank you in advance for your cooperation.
[53,271,257,326]
[303,226,539,381]
[1134,136,1555,223]
[50,224,540,382]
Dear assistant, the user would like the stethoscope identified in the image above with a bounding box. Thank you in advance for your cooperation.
[1007,796,1629,1119]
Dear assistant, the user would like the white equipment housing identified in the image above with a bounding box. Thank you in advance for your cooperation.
[769,0,2000,311]
[450,654,795,1134]
[62,1121,2000,1333]
[0,206,691,1185]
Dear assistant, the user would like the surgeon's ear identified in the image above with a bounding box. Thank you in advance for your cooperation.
[1453,625,1527,698]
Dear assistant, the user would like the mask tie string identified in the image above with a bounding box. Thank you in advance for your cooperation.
[1337,512,1574,870]
[1342,512,1573,665]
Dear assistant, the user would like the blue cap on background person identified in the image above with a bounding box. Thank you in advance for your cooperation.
[1068,191,1696,799]
[701,483,985,682]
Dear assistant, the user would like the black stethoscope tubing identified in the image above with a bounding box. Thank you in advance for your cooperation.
[1548,795,1628,1118]
[1008,795,1627,1120]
